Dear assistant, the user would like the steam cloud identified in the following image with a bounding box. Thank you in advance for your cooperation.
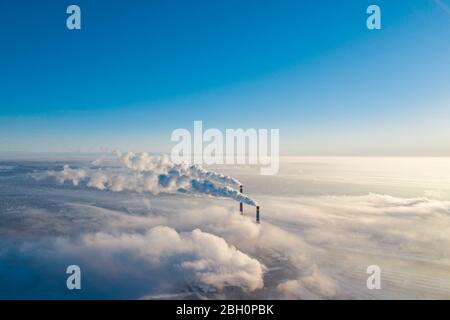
[41,152,258,206]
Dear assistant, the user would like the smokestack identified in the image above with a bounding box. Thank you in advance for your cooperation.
[256,206,260,223]
[239,185,243,214]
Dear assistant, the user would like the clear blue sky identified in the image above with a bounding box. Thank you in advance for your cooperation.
[0,0,449,155]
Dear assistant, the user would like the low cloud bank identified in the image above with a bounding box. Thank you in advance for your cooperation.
[81,226,264,292]
[7,159,450,298]
[277,265,337,299]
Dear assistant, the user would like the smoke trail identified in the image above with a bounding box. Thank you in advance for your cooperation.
[188,180,257,206]
[118,152,241,187]
[41,152,257,206]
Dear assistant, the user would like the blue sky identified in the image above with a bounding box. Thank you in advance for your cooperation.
[0,0,449,155]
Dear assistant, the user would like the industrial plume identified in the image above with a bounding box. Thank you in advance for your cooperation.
[119,152,241,187]
[42,152,259,209]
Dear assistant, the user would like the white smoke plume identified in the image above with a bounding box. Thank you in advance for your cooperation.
[119,152,241,187]
[42,152,258,206]
[47,165,87,186]
[187,180,257,206]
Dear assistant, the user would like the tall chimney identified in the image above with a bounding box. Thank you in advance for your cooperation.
[239,185,243,214]
[256,206,260,223]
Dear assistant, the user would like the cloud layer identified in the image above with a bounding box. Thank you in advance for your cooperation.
[81,226,264,292]
[2,157,450,299]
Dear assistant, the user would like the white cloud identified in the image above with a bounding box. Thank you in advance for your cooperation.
[47,164,87,186]
[81,226,265,292]
[15,157,450,298]
[277,265,337,299]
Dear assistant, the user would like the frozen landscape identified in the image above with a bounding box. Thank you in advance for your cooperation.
[1,155,449,299]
